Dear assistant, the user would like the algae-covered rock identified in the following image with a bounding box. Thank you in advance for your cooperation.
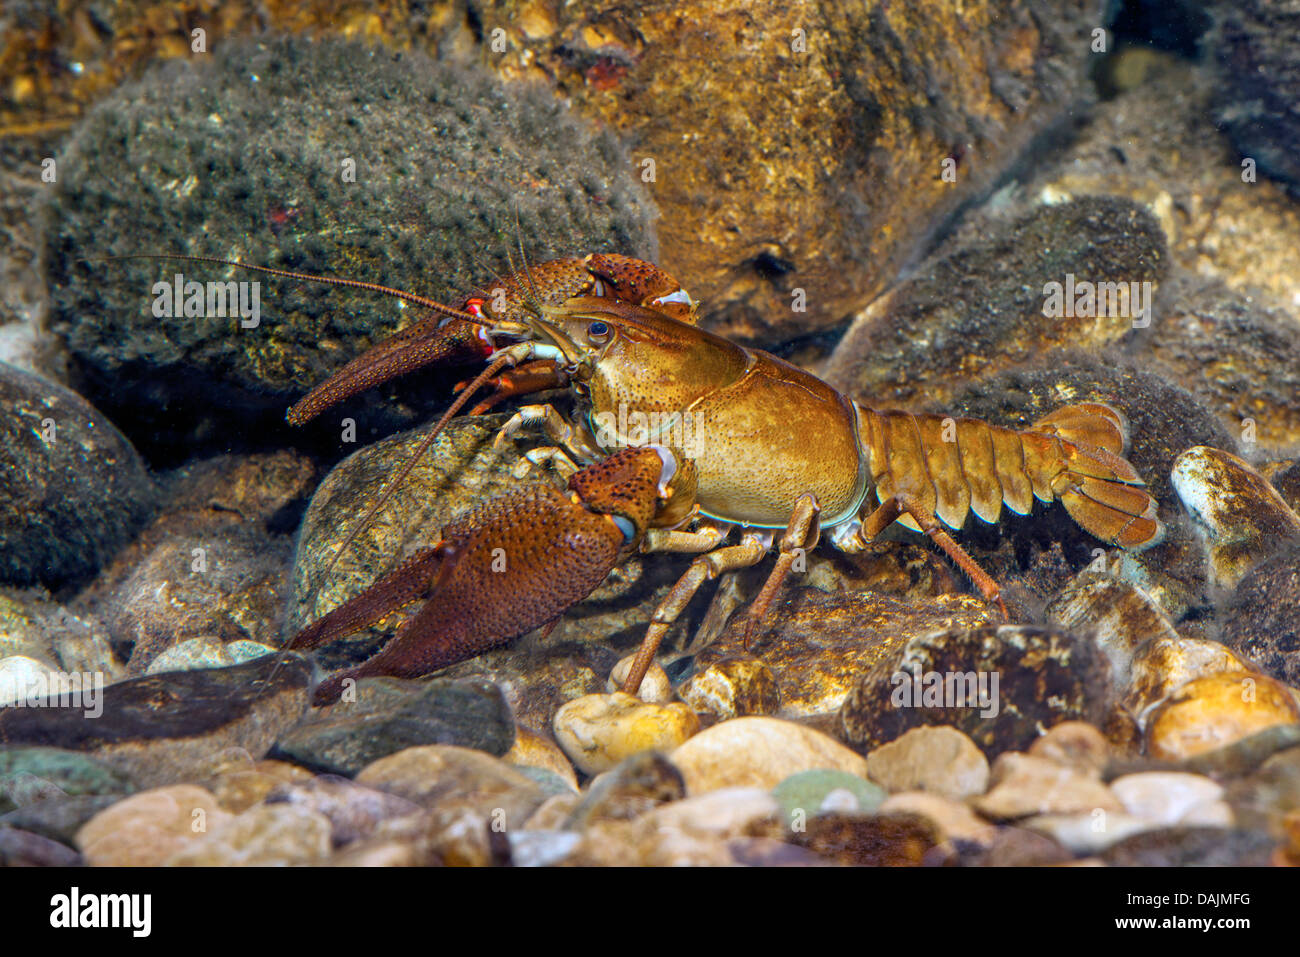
[0,362,154,587]
[46,34,657,451]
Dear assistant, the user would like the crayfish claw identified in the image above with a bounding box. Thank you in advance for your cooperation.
[292,447,677,705]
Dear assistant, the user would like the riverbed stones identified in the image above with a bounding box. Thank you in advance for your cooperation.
[165,803,333,866]
[354,745,546,829]
[1127,636,1259,727]
[677,656,781,720]
[771,769,885,821]
[0,746,135,813]
[1026,722,1111,778]
[698,589,997,720]
[972,753,1123,821]
[1221,543,1300,686]
[1109,772,1231,828]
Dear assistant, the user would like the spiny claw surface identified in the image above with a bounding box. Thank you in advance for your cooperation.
[294,447,673,705]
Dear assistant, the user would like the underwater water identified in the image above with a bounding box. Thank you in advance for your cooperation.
[0,0,1297,900]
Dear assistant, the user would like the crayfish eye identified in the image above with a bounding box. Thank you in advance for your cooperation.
[585,320,611,344]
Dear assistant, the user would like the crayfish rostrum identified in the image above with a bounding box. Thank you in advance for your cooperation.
[144,252,1165,705]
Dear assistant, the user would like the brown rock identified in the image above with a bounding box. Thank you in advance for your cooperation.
[777,811,950,867]
[1024,53,1300,332]
[826,197,1167,410]
[1045,573,1180,697]
[841,624,1112,758]
[1226,745,1300,835]
[70,450,313,673]
[678,656,781,720]
[488,0,1104,344]
[563,751,685,829]
[703,589,997,721]
[1222,543,1300,687]
[967,825,1074,866]
[205,758,315,813]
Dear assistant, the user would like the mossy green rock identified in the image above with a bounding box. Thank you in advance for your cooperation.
[46,34,657,452]
[771,769,886,820]
[0,747,136,813]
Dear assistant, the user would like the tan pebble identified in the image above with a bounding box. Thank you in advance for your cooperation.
[553,692,698,776]
[670,716,867,794]
[866,725,989,799]
[642,787,778,836]
[1024,810,1160,854]
[608,655,674,703]
[516,0,557,39]
[356,745,544,828]
[1109,771,1225,826]
[327,839,421,867]
[1145,673,1300,761]
[678,656,781,719]
[973,753,1122,821]
[567,819,738,866]
[523,792,583,830]
[208,759,315,812]
[505,725,578,791]
[1028,721,1111,777]
[76,785,232,866]
[879,791,997,846]
[165,804,332,866]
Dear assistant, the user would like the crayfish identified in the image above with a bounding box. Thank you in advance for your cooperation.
[140,252,1165,705]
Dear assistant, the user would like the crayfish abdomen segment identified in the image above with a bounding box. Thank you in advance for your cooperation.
[858,403,1163,549]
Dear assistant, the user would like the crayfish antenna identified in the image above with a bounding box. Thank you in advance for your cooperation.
[82,254,493,327]
[511,204,548,320]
